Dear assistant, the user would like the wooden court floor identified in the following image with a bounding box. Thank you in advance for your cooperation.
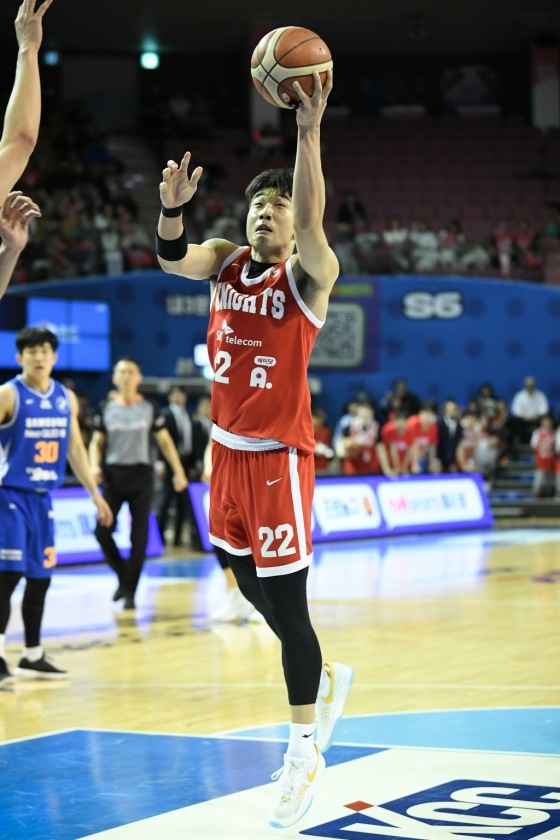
[1,530,559,744]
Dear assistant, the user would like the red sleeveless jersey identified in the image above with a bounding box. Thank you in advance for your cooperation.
[207,247,323,454]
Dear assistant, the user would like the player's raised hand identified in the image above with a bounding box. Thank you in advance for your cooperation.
[160,152,203,209]
[0,191,41,252]
[284,69,333,131]
[15,0,54,51]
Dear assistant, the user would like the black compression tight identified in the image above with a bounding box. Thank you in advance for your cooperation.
[226,552,323,706]
[0,572,50,647]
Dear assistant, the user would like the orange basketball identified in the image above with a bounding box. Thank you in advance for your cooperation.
[251,27,333,110]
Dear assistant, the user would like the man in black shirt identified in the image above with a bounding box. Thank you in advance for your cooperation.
[158,386,208,546]
[89,357,187,608]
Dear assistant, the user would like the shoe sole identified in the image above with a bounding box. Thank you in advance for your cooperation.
[14,668,69,681]
[0,676,16,688]
[268,755,326,829]
[317,665,354,754]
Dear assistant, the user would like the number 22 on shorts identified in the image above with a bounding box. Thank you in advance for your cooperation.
[258,524,296,558]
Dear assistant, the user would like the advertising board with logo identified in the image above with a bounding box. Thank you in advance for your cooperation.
[188,473,493,553]
[50,487,164,565]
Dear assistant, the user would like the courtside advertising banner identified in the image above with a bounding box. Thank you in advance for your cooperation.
[50,487,164,565]
[189,473,494,553]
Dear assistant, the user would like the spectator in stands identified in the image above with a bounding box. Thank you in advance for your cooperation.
[408,401,439,474]
[531,414,556,498]
[381,411,411,475]
[545,210,560,240]
[353,220,382,274]
[410,220,439,272]
[437,399,463,472]
[382,216,409,272]
[439,219,489,272]
[491,219,514,278]
[101,223,124,275]
[312,406,334,472]
[511,376,549,444]
[335,396,394,476]
[476,417,500,482]
[478,382,498,420]
[333,397,360,452]
[512,220,540,270]
[456,411,479,472]
[438,219,466,270]
[336,189,367,232]
[491,398,514,463]
[379,377,420,419]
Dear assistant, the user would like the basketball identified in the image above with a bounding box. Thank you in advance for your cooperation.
[251,26,333,109]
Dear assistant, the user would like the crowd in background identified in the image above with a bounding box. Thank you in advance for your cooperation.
[11,101,156,285]
[311,375,560,497]
[333,190,552,279]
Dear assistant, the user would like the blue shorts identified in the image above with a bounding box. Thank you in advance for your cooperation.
[0,487,56,579]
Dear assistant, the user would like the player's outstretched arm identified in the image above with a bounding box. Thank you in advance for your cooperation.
[66,392,113,527]
[0,191,41,299]
[157,152,237,280]
[290,70,339,322]
[0,0,53,206]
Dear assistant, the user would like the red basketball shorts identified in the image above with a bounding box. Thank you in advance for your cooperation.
[209,439,314,577]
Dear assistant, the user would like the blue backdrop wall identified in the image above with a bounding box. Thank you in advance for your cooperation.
[6,271,560,422]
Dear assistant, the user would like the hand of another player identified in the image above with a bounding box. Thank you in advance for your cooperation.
[94,494,113,528]
[0,192,41,252]
[285,69,333,131]
[160,152,203,208]
[173,472,188,493]
[15,0,54,51]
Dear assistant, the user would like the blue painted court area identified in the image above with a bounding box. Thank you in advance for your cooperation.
[0,729,383,840]
[232,706,560,755]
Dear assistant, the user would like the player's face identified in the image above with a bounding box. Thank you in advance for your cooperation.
[17,343,57,379]
[246,190,295,255]
[113,361,142,393]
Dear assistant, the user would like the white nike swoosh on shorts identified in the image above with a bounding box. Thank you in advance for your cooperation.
[267,478,283,486]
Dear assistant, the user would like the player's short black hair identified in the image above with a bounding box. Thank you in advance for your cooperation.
[245,168,294,203]
[113,356,141,371]
[16,326,59,353]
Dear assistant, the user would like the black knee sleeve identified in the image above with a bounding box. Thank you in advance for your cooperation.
[0,571,23,634]
[260,568,323,706]
[22,577,51,648]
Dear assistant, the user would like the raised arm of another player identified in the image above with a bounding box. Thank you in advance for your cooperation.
[157,152,237,280]
[0,191,41,299]
[0,0,53,206]
[290,70,339,322]
[67,392,113,526]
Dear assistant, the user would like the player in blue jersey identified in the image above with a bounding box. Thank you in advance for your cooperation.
[0,326,113,686]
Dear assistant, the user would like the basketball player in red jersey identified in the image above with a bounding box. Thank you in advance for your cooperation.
[156,70,353,829]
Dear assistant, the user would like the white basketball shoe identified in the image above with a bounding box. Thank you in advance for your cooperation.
[268,743,325,829]
[315,661,354,753]
[210,588,252,623]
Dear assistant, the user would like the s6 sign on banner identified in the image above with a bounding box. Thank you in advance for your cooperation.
[188,473,493,553]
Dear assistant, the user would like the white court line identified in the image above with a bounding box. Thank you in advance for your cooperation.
[0,728,74,746]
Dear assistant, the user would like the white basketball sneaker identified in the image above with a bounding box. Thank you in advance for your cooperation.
[210,588,252,622]
[268,743,325,829]
[315,661,354,753]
